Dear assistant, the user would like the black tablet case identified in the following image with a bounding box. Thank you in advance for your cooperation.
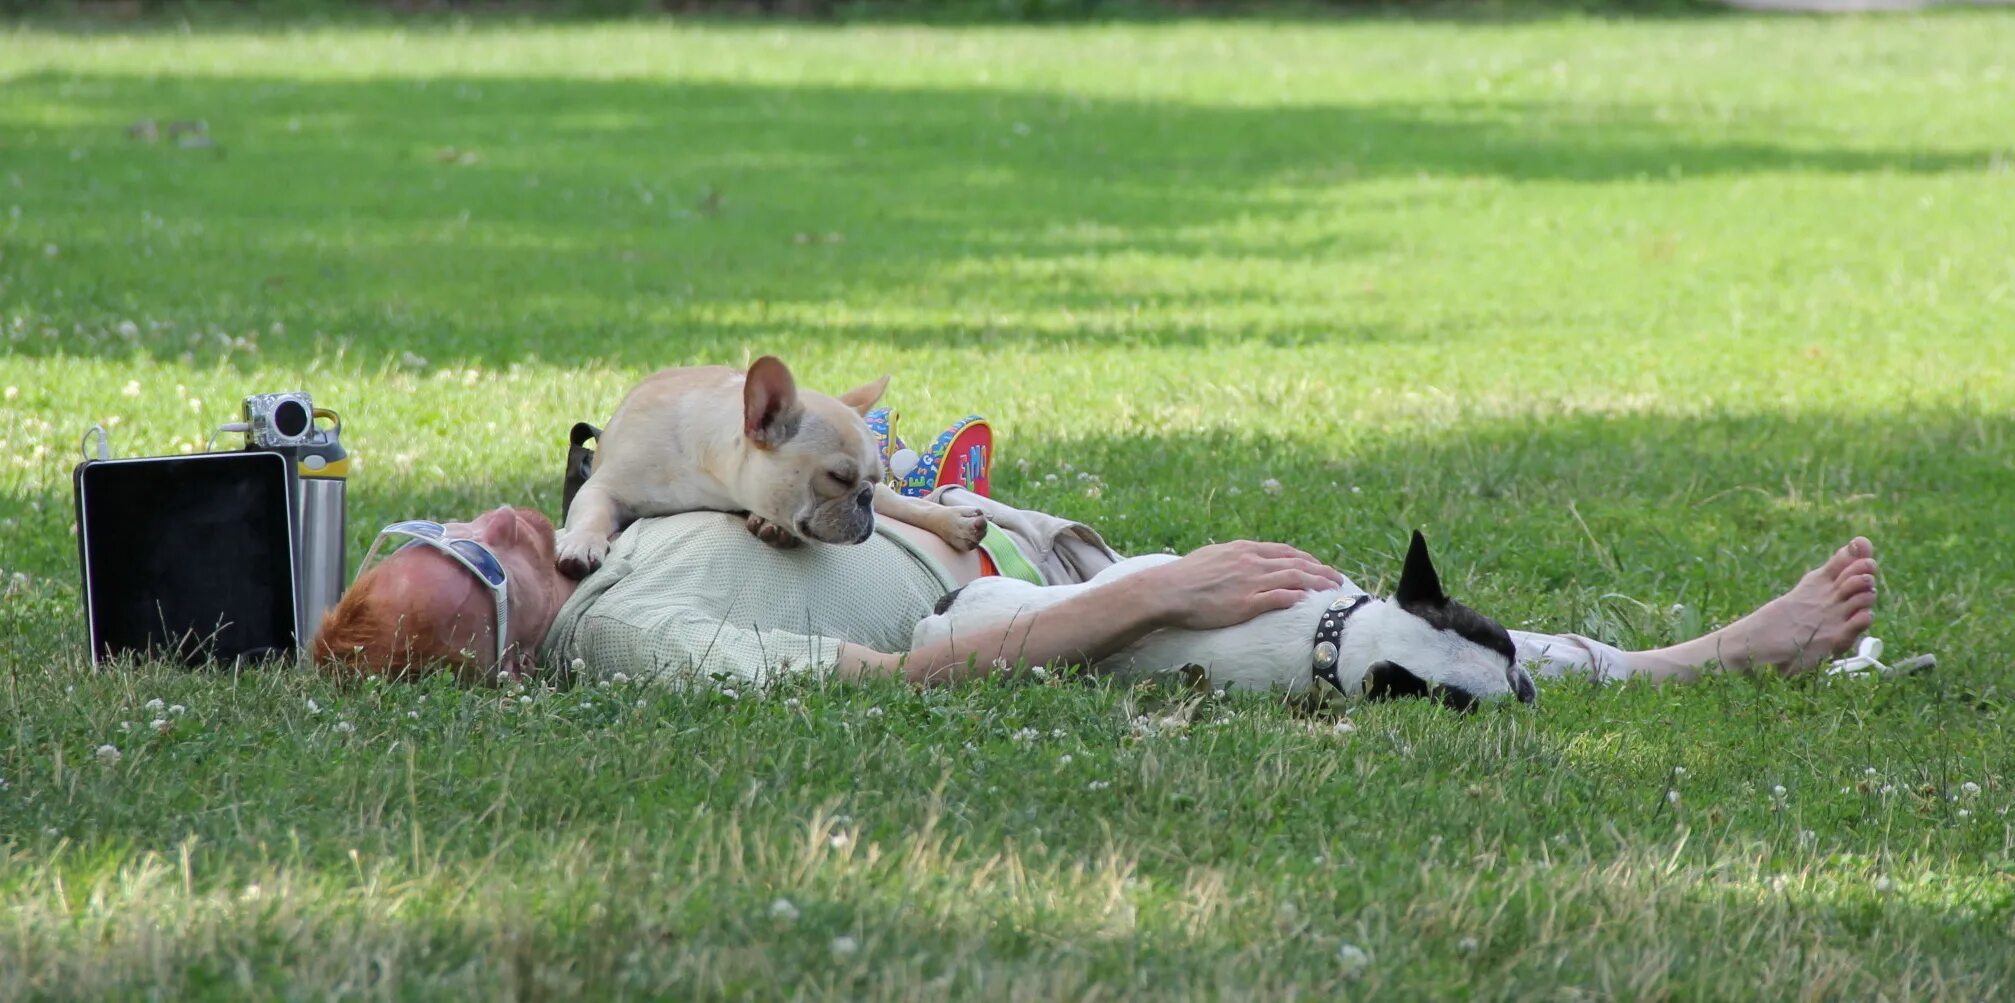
[74,451,300,665]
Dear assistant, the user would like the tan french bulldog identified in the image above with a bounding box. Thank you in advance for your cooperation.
[554,356,988,580]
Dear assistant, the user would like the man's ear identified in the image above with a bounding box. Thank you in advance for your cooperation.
[1394,529,1447,607]
[837,374,890,416]
[743,356,803,448]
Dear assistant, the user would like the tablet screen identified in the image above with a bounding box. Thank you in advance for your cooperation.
[76,451,298,665]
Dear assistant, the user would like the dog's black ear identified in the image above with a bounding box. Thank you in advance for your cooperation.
[562,422,601,516]
[744,356,803,448]
[1394,529,1446,607]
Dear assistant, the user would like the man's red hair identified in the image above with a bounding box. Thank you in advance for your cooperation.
[311,570,478,680]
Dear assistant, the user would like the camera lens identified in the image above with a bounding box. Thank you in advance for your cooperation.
[273,399,310,439]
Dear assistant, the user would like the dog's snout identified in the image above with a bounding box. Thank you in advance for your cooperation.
[1509,663,1537,705]
[855,486,874,509]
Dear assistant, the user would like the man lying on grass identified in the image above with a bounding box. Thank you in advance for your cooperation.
[312,490,1880,702]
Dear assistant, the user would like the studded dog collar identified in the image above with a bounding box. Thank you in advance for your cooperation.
[1311,593,1375,697]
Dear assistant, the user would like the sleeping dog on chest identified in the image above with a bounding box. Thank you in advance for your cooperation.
[915,531,1537,709]
[555,355,988,579]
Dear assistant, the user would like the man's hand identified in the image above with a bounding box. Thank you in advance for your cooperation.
[1133,541,1345,631]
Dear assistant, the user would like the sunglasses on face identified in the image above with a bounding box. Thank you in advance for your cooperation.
[356,519,511,673]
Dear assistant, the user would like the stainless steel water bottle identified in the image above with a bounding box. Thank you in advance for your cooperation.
[294,408,349,637]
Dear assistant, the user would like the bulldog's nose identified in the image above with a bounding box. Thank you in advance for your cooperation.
[855,486,874,509]
[1509,663,1537,705]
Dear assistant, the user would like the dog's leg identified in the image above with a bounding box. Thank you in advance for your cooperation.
[873,484,986,552]
[555,480,622,579]
[745,513,802,549]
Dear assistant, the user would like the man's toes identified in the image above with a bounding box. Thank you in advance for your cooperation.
[1835,571,1878,600]
[1817,538,1875,580]
[1841,586,1878,612]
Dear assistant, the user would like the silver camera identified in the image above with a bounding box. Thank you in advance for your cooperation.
[241,392,316,450]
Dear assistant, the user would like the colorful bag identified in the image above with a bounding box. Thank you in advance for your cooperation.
[865,408,991,498]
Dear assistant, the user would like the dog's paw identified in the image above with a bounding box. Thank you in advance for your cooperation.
[555,531,609,581]
[746,513,802,549]
[936,506,988,553]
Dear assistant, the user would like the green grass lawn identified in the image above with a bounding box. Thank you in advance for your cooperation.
[4,10,2015,998]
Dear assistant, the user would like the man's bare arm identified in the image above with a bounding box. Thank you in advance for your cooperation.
[831,541,1343,686]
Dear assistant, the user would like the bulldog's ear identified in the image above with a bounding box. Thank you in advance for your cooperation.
[1394,529,1447,607]
[744,356,803,448]
[837,374,890,416]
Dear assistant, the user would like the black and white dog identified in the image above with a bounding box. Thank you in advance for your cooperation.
[914,531,1537,709]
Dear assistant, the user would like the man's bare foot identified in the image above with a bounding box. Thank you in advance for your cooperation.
[1629,538,1878,682]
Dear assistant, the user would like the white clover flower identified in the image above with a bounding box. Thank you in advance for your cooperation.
[612,672,630,684]
[1087,780,1111,791]
[829,832,851,849]
[1666,789,1680,804]
[518,695,532,705]
[1958,809,1972,819]
[1334,721,1356,735]
[865,706,883,719]
[1961,781,1981,796]
[2,387,15,400]
[122,380,141,397]
[963,741,979,753]
[151,718,170,734]
[408,711,420,720]
[783,697,801,710]
[1051,728,1067,740]
[1457,936,1479,954]
[335,721,355,734]
[1011,727,1039,744]
[95,744,121,765]
[1874,876,1893,893]
[144,698,165,712]
[1771,785,1787,798]
[569,657,585,673]
[768,898,800,922]
[1029,665,1048,679]
[1880,784,1895,796]
[1865,767,1878,778]
[720,687,739,700]
[830,936,858,957]
[1336,942,1370,976]
[306,698,321,715]
[1058,754,1073,766]
[169,705,186,716]
[1261,478,1284,496]
[1672,766,1688,779]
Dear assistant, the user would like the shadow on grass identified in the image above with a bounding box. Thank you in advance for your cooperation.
[3,71,1996,363]
[0,1,1755,34]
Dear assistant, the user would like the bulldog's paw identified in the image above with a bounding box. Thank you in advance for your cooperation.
[746,513,802,549]
[936,506,988,553]
[555,530,609,580]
